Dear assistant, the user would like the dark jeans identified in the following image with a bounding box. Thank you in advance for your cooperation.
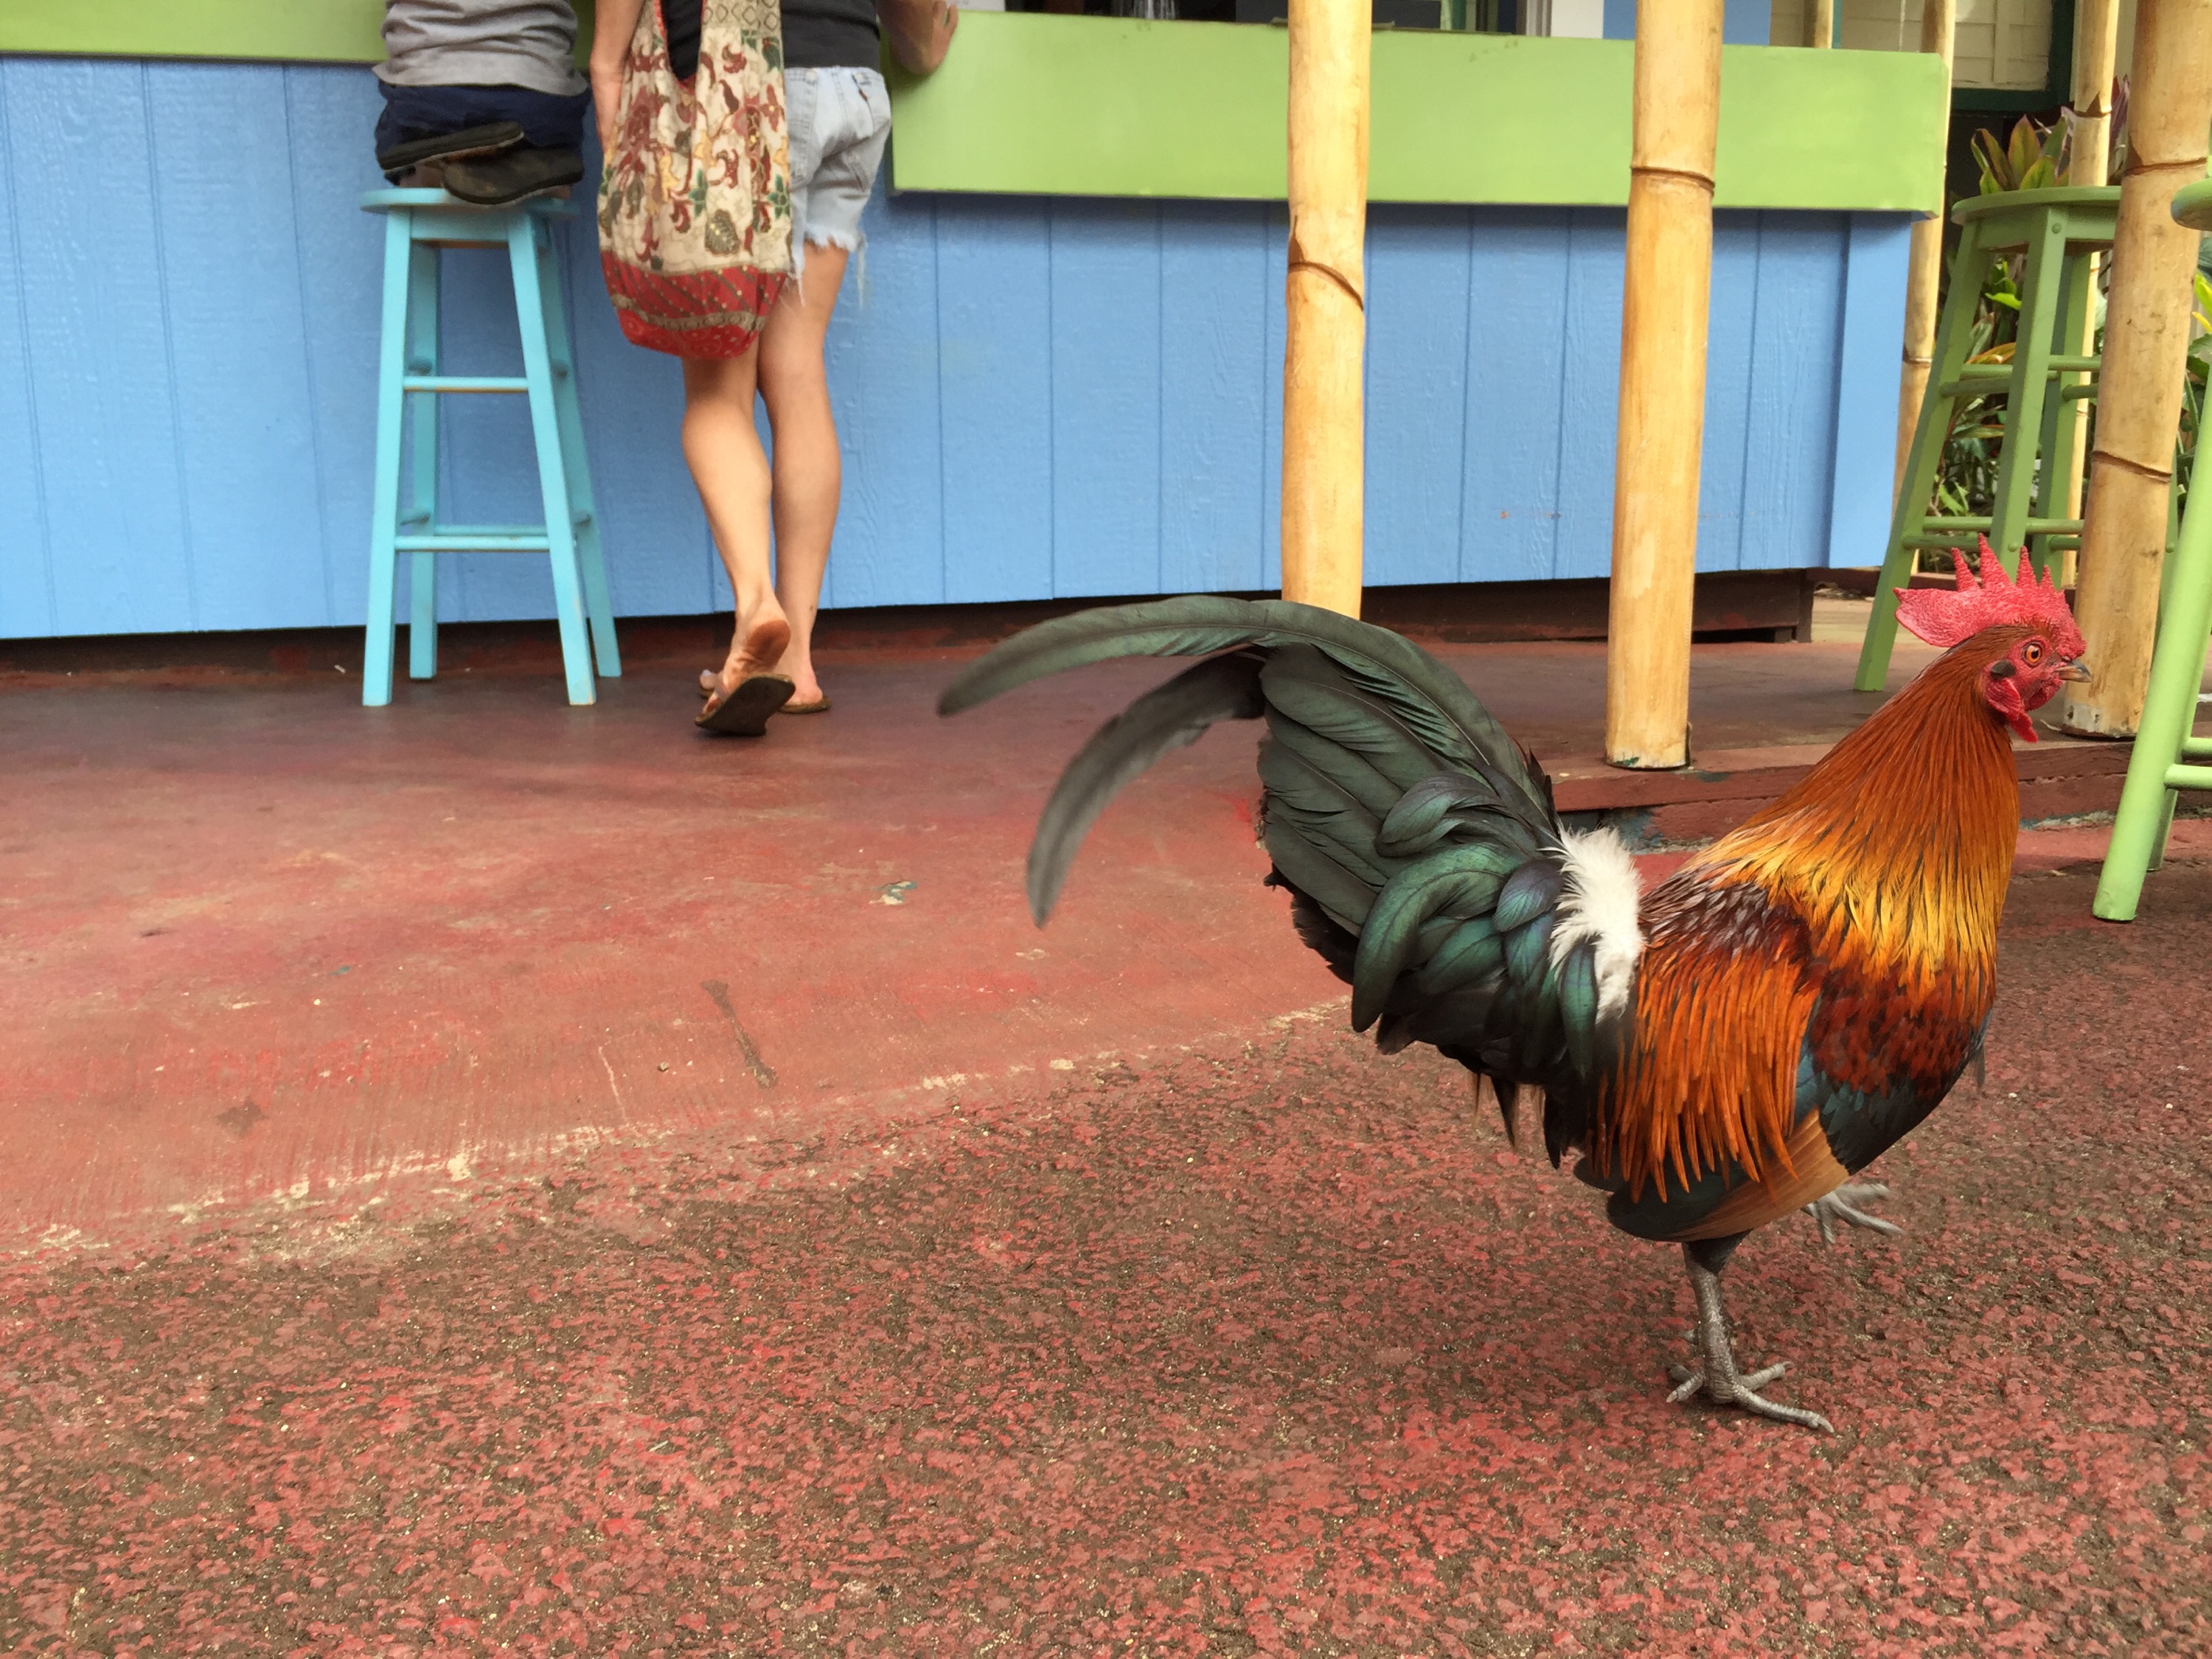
[374,82,593,168]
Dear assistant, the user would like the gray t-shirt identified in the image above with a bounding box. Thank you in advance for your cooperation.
[375,0,588,97]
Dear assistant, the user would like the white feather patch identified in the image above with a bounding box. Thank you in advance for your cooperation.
[1548,825,1644,1018]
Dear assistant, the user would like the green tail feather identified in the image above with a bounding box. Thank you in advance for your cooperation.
[1026,653,1266,925]
[1493,861,1565,934]
[1265,714,1403,820]
[1259,661,1447,793]
[1411,917,1506,1000]
[1376,774,1545,860]
[1504,910,1554,995]
[1351,846,1520,1030]
[937,595,1546,815]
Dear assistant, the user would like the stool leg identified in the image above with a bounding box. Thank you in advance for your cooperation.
[406,241,442,681]
[363,210,413,708]
[2095,479,2212,920]
[2149,789,2180,875]
[2027,240,2090,587]
[1856,220,1986,692]
[1986,210,2068,566]
[509,214,597,706]
[536,218,619,678]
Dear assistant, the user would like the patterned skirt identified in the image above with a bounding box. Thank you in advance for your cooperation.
[600,259,790,360]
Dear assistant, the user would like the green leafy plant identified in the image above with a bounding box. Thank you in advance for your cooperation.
[1930,259,2021,526]
[1971,115,2064,195]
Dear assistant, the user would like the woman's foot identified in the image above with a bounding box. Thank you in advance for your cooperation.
[774,650,827,713]
[699,636,824,712]
[699,605,792,721]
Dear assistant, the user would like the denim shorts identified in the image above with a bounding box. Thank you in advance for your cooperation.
[785,66,891,278]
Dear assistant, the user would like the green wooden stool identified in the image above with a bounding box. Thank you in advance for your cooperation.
[2091,177,2212,922]
[1857,187,2122,692]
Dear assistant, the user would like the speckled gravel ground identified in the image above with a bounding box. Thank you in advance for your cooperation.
[3,860,2208,1656]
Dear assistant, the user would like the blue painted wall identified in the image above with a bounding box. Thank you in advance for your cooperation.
[1602,1,1771,45]
[0,56,1902,639]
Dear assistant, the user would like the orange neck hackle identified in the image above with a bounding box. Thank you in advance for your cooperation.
[1703,629,2022,979]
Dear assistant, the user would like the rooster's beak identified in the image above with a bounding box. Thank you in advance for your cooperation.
[2056,658,2093,684]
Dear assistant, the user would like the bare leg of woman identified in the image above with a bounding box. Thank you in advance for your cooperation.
[683,348,790,717]
[751,241,851,709]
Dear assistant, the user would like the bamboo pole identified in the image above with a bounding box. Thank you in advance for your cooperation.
[2059,0,2212,736]
[2056,0,2122,588]
[1280,0,1369,619]
[1604,0,1724,771]
[1892,0,1955,499]
[2069,0,2122,193]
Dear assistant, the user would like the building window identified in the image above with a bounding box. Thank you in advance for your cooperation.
[1832,0,2056,92]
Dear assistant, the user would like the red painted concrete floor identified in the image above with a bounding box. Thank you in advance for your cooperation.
[4,630,2211,1653]
[0,623,1964,1251]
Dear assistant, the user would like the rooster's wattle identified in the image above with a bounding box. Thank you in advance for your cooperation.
[939,545,2088,1431]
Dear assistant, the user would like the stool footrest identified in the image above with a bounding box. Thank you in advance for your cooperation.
[1935,356,2100,398]
[1902,515,2084,549]
[396,527,554,552]
[2164,765,2212,791]
[401,375,530,394]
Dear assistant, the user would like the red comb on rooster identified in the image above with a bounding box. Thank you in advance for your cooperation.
[1893,537,2089,742]
[1895,536,2084,650]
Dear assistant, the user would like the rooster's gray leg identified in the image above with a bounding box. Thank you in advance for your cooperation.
[1804,1181,1903,1246]
[1663,1235,1835,1434]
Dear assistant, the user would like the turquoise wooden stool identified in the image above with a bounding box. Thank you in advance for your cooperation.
[2091,177,2212,922]
[1857,187,2121,692]
[359,188,619,707]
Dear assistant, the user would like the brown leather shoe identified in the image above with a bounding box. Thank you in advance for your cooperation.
[442,146,585,206]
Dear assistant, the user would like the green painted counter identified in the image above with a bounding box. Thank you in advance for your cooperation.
[3,7,1943,213]
[888,17,1946,212]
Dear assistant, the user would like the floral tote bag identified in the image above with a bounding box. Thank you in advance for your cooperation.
[597,0,793,358]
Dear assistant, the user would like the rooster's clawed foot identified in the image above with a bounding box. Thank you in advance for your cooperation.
[1666,1359,1831,1433]
[1668,1239,1837,1434]
[1804,1181,1904,1246]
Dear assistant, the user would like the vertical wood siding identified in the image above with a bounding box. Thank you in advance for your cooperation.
[0,57,1907,639]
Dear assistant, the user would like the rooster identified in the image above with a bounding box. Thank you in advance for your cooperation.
[939,543,2087,1432]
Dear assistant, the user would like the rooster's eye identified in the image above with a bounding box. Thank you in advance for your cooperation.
[2021,640,2045,667]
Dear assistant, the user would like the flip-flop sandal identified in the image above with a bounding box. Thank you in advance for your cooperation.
[696,674,794,736]
[700,676,827,714]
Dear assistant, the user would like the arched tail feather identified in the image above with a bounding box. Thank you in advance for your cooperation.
[937,596,1548,819]
[1026,651,1267,925]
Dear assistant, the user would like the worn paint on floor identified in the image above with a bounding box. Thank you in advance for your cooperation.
[2,863,2208,1655]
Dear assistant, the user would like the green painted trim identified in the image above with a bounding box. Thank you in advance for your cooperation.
[0,0,599,65]
[0,0,389,62]
[886,15,1945,212]
[887,15,1290,201]
[1,4,1943,215]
